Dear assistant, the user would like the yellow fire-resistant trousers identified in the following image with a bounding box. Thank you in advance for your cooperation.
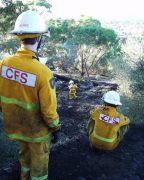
[19,139,51,180]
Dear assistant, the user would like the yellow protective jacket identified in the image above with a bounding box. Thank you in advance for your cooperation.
[68,84,77,95]
[88,106,129,150]
[0,46,60,142]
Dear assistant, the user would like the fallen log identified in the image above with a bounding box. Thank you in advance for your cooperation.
[92,81,118,90]
[54,73,118,90]
[54,73,79,83]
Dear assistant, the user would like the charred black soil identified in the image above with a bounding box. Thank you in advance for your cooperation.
[0,80,144,180]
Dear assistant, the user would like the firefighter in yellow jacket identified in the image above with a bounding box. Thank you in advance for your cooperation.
[68,80,78,99]
[87,91,129,151]
[0,10,61,180]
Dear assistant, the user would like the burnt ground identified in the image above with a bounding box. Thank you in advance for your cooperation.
[0,79,144,180]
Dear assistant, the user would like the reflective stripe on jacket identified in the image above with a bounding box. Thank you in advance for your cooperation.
[0,46,60,142]
[89,106,129,150]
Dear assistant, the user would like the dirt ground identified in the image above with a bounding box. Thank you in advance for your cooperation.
[0,79,144,180]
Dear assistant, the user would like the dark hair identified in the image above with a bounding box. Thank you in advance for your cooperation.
[22,37,39,45]
[104,102,118,108]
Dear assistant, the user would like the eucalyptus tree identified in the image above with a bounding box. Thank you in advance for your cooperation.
[47,16,120,77]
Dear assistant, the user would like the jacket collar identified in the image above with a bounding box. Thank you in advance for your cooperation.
[15,45,38,60]
[104,105,117,113]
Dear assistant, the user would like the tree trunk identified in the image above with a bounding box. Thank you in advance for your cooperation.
[81,57,85,77]
[84,60,90,80]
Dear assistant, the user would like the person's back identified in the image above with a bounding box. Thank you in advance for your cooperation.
[87,91,129,151]
[0,46,58,140]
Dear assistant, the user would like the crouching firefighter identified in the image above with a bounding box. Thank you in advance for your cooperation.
[87,91,129,151]
[0,10,61,180]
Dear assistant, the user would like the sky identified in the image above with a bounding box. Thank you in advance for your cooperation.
[48,0,144,21]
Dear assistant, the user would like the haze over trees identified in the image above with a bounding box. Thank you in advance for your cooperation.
[0,0,143,94]
[0,0,121,78]
[43,17,121,77]
[0,0,144,95]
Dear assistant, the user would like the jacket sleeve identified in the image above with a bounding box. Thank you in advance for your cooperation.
[0,98,1,112]
[87,109,97,136]
[90,108,98,121]
[117,114,130,139]
[0,61,2,111]
[0,97,1,111]
[87,118,95,136]
[38,69,60,132]
[119,114,130,127]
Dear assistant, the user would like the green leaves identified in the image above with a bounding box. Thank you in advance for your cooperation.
[49,19,75,43]
[0,0,29,34]
[35,0,52,9]
[0,0,52,35]
[0,38,20,54]
[48,17,118,47]
[73,25,100,45]
[45,17,120,76]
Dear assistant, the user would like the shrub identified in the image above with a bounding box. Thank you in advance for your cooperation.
[130,58,144,95]
[120,95,144,125]
[121,57,144,125]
